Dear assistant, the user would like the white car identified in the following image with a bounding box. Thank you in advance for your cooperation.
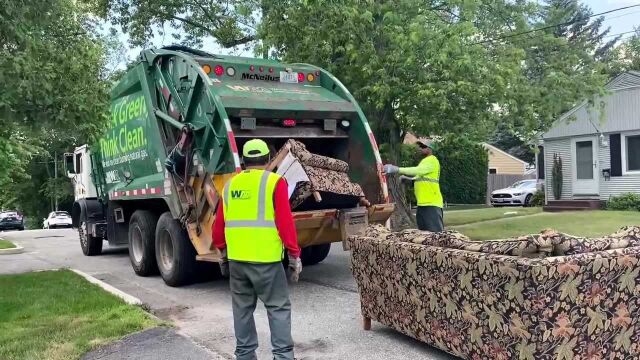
[491,179,540,207]
[43,211,73,229]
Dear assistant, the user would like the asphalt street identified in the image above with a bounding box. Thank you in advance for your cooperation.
[1,229,457,360]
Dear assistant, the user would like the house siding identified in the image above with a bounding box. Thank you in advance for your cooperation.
[544,139,573,200]
[544,86,640,139]
[598,133,640,201]
[487,149,526,175]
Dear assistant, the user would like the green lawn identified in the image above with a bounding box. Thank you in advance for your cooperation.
[452,210,640,240]
[0,239,16,249]
[0,270,158,360]
[444,206,542,226]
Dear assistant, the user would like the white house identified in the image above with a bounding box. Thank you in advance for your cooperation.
[540,71,640,206]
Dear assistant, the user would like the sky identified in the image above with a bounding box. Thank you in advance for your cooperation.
[113,1,640,69]
[583,0,640,38]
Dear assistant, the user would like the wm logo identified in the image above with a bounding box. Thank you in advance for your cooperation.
[230,190,251,199]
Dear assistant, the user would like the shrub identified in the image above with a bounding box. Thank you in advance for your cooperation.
[437,136,488,204]
[380,136,488,205]
[530,189,545,207]
[607,193,640,211]
[552,153,563,200]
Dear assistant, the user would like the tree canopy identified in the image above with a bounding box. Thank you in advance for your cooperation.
[91,0,262,49]
[0,0,112,219]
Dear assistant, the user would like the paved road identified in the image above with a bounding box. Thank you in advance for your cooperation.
[1,229,457,360]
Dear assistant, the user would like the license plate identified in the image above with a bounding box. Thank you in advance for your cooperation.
[280,71,298,83]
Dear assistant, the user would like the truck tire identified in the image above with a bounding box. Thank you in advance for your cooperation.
[155,212,197,287]
[300,243,332,266]
[79,221,102,256]
[128,210,159,276]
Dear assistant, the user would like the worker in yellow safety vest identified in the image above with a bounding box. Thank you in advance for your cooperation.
[384,139,444,232]
[212,138,302,360]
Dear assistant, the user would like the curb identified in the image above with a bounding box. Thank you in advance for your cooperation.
[71,269,142,305]
[0,245,24,255]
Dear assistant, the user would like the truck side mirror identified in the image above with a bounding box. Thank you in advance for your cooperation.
[64,153,75,175]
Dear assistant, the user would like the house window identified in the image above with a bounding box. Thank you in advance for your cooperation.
[489,168,497,174]
[623,133,640,174]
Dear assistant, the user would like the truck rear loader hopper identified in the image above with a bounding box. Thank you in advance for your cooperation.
[68,46,394,286]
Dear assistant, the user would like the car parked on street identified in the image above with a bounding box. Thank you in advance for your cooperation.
[490,179,541,207]
[0,211,25,231]
[43,211,73,229]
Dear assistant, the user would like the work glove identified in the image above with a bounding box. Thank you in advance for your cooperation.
[399,175,415,182]
[383,164,399,175]
[220,248,229,279]
[288,255,302,282]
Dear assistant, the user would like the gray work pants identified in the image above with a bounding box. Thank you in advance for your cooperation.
[229,261,294,360]
[416,206,444,232]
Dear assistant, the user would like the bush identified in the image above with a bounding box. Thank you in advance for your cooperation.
[530,189,545,207]
[607,193,640,211]
[552,153,563,200]
[437,136,488,204]
[380,136,488,205]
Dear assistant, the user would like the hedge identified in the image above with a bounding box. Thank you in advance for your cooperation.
[437,136,488,204]
[381,136,488,205]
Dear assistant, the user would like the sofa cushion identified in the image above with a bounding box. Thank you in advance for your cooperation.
[607,225,640,249]
[289,140,350,173]
[471,235,554,258]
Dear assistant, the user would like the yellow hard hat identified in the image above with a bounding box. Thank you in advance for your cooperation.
[243,139,270,158]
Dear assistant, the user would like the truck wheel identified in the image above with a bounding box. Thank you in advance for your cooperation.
[79,221,102,256]
[128,210,159,276]
[300,243,332,266]
[155,212,197,287]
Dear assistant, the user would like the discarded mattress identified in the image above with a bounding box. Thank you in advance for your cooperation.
[269,140,365,210]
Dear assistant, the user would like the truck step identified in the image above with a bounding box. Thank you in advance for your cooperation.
[195,253,222,263]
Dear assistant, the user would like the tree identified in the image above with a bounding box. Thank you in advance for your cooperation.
[90,0,263,50]
[0,0,111,220]
[261,0,529,161]
[607,28,640,76]
[497,0,611,142]
[489,124,535,164]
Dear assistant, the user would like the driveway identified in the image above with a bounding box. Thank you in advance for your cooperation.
[1,229,456,360]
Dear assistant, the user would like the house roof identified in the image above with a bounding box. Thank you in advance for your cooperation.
[482,143,529,165]
[543,71,640,140]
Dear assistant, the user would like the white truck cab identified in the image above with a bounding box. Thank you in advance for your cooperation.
[65,145,97,200]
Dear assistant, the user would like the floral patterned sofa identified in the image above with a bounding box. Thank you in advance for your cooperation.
[349,225,640,359]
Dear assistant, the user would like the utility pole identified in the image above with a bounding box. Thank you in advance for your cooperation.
[54,152,58,211]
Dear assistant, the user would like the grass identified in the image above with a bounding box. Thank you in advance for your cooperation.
[0,270,158,360]
[443,204,490,211]
[444,206,542,226]
[452,210,640,241]
[0,239,16,249]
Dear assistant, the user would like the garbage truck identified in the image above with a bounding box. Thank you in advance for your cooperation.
[66,46,394,286]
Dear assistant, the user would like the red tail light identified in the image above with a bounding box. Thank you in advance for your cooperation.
[214,65,224,76]
[297,73,304,82]
[282,119,297,127]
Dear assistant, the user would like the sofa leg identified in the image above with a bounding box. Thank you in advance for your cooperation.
[363,316,371,331]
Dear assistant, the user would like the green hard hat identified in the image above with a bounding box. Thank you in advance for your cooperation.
[243,139,270,158]
[416,139,437,151]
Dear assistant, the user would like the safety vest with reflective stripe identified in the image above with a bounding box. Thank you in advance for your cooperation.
[222,169,284,263]
[414,156,443,208]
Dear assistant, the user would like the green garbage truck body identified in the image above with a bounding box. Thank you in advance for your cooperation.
[68,46,393,286]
